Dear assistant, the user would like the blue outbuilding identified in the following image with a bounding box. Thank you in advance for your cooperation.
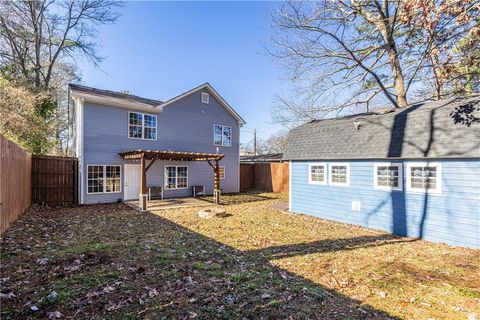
[283,95,480,248]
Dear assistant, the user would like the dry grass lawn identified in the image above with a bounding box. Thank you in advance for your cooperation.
[1,193,478,319]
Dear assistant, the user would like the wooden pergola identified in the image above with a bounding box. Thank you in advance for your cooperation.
[119,149,224,210]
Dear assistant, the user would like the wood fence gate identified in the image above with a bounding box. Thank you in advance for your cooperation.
[31,155,78,205]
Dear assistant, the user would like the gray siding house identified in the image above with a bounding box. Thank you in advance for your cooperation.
[69,83,245,205]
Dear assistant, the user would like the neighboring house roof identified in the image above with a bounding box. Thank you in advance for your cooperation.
[159,83,246,126]
[240,153,284,163]
[69,83,162,106]
[283,94,480,160]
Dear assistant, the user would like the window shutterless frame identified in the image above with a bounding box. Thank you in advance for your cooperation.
[308,163,327,185]
[128,111,157,140]
[86,165,122,194]
[329,162,350,186]
[373,162,403,191]
[406,162,442,194]
[164,165,189,190]
[213,124,232,147]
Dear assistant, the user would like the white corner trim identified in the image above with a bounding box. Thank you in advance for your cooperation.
[159,83,246,125]
[76,96,85,205]
[373,162,403,191]
[308,163,327,185]
[288,161,292,212]
[405,161,443,195]
[328,162,350,187]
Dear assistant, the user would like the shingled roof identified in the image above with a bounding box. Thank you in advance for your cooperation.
[283,94,480,161]
[69,83,163,106]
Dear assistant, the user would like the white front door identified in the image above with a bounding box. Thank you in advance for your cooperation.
[124,164,140,200]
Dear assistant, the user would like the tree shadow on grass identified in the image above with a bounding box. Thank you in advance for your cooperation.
[0,204,400,319]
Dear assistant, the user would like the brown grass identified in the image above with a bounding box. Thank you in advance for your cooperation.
[1,193,478,319]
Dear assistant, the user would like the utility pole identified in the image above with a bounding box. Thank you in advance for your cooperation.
[253,129,257,156]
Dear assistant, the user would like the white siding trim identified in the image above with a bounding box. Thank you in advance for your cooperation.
[329,162,350,187]
[406,161,443,194]
[373,162,403,191]
[308,163,327,185]
[288,161,292,212]
[76,97,85,205]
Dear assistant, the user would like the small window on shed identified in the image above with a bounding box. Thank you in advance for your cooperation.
[329,163,350,186]
[201,92,209,104]
[309,163,326,184]
[406,162,442,194]
[374,163,402,191]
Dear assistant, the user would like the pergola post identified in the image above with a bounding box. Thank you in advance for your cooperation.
[139,153,148,211]
[213,159,221,204]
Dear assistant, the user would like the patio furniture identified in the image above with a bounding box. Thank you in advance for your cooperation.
[192,185,205,197]
[148,186,163,200]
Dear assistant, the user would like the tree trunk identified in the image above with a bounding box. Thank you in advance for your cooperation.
[381,30,408,108]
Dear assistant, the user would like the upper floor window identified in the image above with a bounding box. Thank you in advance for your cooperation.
[214,124,231,147]
[309,163,326,184]
[406,163,442,194]
[374,163,402,190]
[329,163,350,186]
[129,111,157,140]
[201,92,210,104]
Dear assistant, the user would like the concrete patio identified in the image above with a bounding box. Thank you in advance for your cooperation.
[125,197,213,211]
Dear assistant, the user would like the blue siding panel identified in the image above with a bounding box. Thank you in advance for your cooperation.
[82,89,240,204]
[290,160,480,248]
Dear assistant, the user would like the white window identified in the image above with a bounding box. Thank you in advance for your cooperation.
[308,163,326,184]
[201,92,209,104]
[329,163,350,186]
[165,166,188,189]
[128,111,157,140]
[406,162,442,194]
[214,124,232,147]
[219,166,225,180]
[87,165,121,194]
[374,163,402,191]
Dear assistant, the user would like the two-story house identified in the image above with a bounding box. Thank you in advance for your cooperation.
[69,83,245,208]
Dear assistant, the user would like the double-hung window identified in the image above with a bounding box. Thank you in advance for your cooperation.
[329,163,350,186]
[128,111,157,140]
[219,166,225,180]
[87,165,121,194]
[374,163,402,190]
[406,163,442,194]
[214,124,232,147]
[309,163,326,184]
[165,166,188,189]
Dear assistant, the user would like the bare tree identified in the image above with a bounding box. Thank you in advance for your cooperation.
[0,0,121,91]
[270,0,479,127]
[265,130,289,154]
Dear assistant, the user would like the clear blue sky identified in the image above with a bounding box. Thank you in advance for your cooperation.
[77,1,286,144]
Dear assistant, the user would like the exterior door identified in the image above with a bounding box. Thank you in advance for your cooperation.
[124,164,140,200]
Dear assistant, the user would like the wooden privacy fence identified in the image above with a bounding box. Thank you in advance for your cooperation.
[0,135,32,234]
[240,162,289,193]
[31,155,78,205]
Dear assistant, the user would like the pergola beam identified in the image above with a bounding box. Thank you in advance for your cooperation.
[120,149,224,210]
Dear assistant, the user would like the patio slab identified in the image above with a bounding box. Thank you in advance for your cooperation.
[125,197,212,211]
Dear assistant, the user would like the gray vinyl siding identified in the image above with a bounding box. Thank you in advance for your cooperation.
[82,90,240,204]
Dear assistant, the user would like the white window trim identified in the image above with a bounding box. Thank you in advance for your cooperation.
[219,166,225,180]
[201,92,209,104]
[406,162,442,194]
[128,111,157,141]
[329,162,350,186]
[213,124,232,147]
[86,165,122,194]
[164,165,189,190]
[373,162,403,191]
[308,163,327,185]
